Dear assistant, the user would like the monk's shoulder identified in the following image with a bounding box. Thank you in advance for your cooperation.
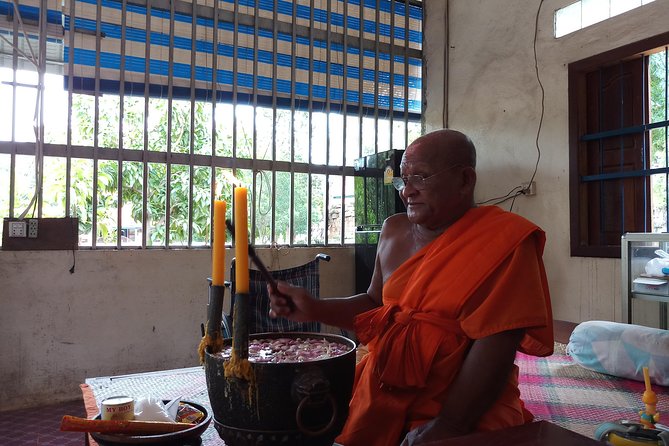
[380,213,410,239]
[378,214,414,258]
[377,214,414,281]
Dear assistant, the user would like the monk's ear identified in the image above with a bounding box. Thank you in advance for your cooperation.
[460,166,476,195]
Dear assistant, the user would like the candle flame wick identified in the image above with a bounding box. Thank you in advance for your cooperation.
[218,170,244,189]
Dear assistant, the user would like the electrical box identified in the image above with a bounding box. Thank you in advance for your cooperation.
[2,217,78,250]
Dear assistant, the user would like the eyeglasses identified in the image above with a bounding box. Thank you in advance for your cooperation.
[392,165,464,192]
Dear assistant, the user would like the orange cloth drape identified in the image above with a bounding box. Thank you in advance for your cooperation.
[336,206,553,446]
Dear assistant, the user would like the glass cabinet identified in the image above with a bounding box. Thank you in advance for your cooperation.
[621,233,669,329]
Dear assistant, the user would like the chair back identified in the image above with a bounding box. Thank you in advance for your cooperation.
[222,254,329,337]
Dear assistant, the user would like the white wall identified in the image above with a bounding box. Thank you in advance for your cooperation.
[423,0,669,325]
[0,247,354,411]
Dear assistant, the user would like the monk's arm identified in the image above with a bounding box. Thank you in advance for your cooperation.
[270,246,383,330]
[308,240,385,330]
[434,328,525,436]
[271,216,392,329]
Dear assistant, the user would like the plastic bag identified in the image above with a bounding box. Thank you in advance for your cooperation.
[644,257,669,276]
[133,396,173,422]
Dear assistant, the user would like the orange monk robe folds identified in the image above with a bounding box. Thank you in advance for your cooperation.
[336,206,553,446]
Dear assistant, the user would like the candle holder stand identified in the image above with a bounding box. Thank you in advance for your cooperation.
[232,292,249,358]
[206,283,226,344]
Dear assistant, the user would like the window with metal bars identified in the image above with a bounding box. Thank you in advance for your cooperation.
[554,0,656,38]
[569,32,669,258]
[0,0,423,249]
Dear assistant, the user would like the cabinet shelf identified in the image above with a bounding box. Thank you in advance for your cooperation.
[629,292,669,303]
[621,233,669,329]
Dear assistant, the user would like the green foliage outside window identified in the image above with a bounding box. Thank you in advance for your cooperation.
[650,51,668,232]
[41,94,327,246]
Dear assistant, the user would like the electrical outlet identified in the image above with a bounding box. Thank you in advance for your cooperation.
[28,219,38,238]
[9,221,26,237]
[521,181,537,196]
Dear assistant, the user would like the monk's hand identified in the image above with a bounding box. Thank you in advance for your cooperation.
[400,418,464,446]
[267,280,316,323]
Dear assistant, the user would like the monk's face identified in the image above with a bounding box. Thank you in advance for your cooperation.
[399,132,476,231]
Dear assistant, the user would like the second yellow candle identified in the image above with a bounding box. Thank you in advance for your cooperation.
[234,187,249,293]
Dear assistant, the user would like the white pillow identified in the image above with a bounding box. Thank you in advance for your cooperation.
[566,320,669,386]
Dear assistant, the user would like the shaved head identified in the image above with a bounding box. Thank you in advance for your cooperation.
[405,129,476,170]
[399,129,477,230]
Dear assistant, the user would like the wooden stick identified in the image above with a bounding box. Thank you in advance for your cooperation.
[225,219,278,293]
[60,415,194,435]
[225,219,295,313]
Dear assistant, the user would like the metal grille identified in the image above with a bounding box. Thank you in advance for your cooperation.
[0,0,423,249]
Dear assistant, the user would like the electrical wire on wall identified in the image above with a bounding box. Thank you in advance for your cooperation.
[476,0,545,211]
[1,0,45,220]
[2,0,67,268]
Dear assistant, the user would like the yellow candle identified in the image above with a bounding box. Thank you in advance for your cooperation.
[212,200,226,286]
[234,187,249,293]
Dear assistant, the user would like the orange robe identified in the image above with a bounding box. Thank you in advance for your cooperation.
[336,206,553,446]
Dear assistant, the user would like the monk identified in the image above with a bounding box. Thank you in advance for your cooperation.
[268,129,553,445]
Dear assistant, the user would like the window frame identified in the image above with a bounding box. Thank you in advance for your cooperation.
[569,31,669,258]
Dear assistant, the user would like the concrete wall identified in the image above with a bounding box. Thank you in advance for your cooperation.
[424,0,669,325]
[0,247,354,410]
